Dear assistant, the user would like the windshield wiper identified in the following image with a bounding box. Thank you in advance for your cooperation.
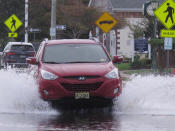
[65,61,103,63]
[43,61,61,64]
[43,61,105,64]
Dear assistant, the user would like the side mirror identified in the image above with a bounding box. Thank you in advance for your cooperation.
[112,56,123,63]
[26,57,38,65]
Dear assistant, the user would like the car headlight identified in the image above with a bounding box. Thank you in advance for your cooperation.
[40,69,58,80]
[105,68,119,79]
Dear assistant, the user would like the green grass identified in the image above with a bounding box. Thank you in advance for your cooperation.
[115,62,174,75]
[122,68,174,75]
[123,69,153,75]
[115,63,131,71]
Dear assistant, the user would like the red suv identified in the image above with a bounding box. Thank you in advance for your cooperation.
[27,39,122,106]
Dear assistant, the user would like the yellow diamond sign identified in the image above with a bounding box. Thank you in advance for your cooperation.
[154,0,175,29]
[4,14,23,32]
[95,12,117,33]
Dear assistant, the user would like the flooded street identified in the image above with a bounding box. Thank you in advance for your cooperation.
[1,69,175,131]
[1,110,175,131]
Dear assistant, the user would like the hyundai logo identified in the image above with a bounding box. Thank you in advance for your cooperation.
[78,76,86,81]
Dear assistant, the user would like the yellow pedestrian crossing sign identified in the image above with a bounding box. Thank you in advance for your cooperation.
[95,12,117,33]
[154,0,175,29]
[4,14,23,32]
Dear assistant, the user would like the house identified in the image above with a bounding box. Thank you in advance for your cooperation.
[89,0,150,58]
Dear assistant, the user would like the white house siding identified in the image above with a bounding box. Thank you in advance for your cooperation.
[117,18,144,58]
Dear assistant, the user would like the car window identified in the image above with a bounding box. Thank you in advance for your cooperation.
[11,45,34,51]
[42,44,110,63]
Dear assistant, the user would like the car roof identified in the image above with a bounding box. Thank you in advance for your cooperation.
[7,42,33,46]
[46,39,98,45]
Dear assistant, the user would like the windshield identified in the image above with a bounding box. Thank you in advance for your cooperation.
[42,44,110,64]
[11,45,34,51]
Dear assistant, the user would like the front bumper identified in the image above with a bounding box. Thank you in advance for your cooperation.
[38,77,122,101]
[49,96,115,108]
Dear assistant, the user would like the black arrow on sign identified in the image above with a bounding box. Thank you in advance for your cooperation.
[99,20,113,25]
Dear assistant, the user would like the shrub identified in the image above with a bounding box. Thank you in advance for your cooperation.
[131,55,151,69]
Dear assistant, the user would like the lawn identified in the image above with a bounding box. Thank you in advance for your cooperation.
[115,63,131,71]
[116,63,174,75]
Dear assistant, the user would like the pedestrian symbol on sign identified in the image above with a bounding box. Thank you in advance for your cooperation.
[164,3,174,24]
[154,0,175,29]
[11,17,16,30]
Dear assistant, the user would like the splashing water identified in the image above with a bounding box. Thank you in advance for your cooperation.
[117,74,175,115]
[0,69,56,114]
[1,68,175,115]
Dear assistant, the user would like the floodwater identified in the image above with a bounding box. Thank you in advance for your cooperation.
[1,69,175,131]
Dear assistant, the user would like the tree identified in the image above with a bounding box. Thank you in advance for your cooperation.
[28,0,100,39]
[128,18,148,39]
[28,0,51,40]
[57,4,100,38]
[128,16,174,39]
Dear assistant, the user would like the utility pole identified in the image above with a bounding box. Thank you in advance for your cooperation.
[152,0,160,70]
[50,0,56,40]
[25,0,28,42]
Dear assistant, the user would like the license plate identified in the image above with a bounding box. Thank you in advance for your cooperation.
[75,92,89,99]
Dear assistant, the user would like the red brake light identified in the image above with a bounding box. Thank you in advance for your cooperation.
[7,52,16,55]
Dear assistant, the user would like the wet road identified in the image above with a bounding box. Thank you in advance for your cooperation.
[1,108,175,131]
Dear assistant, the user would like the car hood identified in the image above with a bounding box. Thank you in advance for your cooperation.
[41,62,115,77]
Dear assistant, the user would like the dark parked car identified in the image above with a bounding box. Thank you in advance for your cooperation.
[27,39,122,107]
[1,42,35,68]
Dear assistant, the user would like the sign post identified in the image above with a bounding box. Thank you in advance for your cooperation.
[164,38,172,73]
[154,0,175,73]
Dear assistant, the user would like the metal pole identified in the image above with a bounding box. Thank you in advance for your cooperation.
[25,0,28,42]
[166,50,169,73]
[34,32,35,42]
[152,0,161,71]
[152,17,157,70]
[50,0,56,40]
[88,0,92,7]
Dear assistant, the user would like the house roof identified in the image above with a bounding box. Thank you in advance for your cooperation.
[111,0,150,11]
[111,0,149,9]
[89,0,164,12]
